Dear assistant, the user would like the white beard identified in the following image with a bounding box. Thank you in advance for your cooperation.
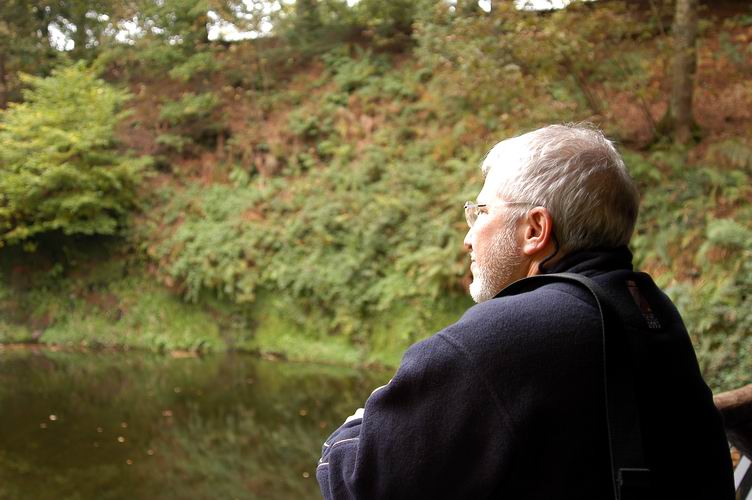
[469,223,524,303]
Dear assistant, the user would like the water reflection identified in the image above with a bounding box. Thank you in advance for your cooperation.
[0,349,388,499]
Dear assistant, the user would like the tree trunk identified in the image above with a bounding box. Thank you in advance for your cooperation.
[193,11,210,45]
[670,0,698,144]
[71,8,89,57]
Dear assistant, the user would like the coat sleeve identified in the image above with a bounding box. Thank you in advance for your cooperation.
[316,330,517,499]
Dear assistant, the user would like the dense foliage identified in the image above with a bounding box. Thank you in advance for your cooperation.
[0,1,750,390]
[0,65,148,247]
[628,144,752,390]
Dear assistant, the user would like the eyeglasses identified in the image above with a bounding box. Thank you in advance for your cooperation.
[463,200,535,228]
[463,201,488,228]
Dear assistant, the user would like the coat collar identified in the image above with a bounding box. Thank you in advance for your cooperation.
[493,246,634,300]
[543,246,634,277]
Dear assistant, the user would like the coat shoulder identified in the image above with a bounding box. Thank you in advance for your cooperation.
[442,282,600,348]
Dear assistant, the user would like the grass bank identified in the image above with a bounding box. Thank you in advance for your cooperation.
[0,241,472,368]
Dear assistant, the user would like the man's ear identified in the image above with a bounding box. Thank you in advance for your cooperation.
[521,207,554,257]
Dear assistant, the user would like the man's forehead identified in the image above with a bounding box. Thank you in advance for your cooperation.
[478,136,531,202]
[482,135,531,174]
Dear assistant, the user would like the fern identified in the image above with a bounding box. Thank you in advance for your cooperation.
[708,139,752,171]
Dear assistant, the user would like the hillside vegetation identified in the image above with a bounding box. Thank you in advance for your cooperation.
[1,0,751,391]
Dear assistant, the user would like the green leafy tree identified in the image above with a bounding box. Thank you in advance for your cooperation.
[275,0,357,57]
[277,0,433,55]
[92,0,218,82]
[353,0,426,49]
[0,64,149,247]
[48,0,116,59]
[123,0,213,64]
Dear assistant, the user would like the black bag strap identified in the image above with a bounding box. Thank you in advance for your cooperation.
[499,272,652,500]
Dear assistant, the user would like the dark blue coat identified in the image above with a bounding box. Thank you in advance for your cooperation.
[317,248,734,499]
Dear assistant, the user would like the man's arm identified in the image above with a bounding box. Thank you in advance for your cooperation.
[316,330,516,499]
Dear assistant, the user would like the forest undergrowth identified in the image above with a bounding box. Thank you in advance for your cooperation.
[1,1,751,391]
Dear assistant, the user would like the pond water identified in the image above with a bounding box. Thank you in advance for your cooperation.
[0,348,389,500]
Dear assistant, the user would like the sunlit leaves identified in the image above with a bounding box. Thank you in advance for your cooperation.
[0,64,149,246]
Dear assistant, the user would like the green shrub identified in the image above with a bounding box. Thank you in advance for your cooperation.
[154,183,281,303]
[352,0,422,48]
[323,47,388,93]
[158,91,223,152]
[287,108,333,141]
[630,146,752,391]
[0,64,149,247]
[159,92,220,126]
[148,132,475,343]
[155,133,190,153]
[668,215,752,392]
[168,51,224,82]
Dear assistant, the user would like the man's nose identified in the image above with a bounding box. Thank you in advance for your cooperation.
[463,228,473,252]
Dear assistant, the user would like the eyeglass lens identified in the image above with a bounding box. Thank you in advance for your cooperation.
[464,202,477,228]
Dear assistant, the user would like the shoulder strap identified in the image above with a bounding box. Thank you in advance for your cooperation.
[499,272,653,500]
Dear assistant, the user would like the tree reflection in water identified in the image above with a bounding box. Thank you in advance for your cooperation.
[0,350,387,499]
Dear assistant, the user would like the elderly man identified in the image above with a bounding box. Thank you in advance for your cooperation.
[316,124,734,499]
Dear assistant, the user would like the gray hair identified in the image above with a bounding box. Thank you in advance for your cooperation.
[481,123,640,254]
